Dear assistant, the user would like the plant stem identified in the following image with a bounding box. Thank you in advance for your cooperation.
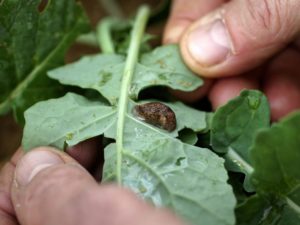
[226,147,254,175]
[96,18,116,54]
[76,32,98,47]
[115,5,150,185]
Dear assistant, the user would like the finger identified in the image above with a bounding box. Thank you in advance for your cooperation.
[169,79,214,103]
[0,149,24,225]
[163,0,224,44]
[180,0,300,77]
[66,137,102,172]
[209,71,260,110]
[263,49,300,121]
[11,148,185,225]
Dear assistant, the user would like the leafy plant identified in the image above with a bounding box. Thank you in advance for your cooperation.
[0,0,89,123]
[211,91,300,224]
[22,5,236,225]
[211,90,270,192]
[2,1,300,225]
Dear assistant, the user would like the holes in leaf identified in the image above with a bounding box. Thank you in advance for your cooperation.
[175,157,186,166]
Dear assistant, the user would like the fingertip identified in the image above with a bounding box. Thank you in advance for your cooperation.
[163,0,224,45]
[14,148,65,187]
[169,79,213,103]
[11,150,94,225]
[263,49,300,121]
[209,74,260,110]
[180,0,300,78]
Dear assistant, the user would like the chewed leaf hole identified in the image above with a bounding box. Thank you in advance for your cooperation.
[175,157,186,166]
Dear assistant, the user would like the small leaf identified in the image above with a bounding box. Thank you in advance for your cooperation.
[211,90,270,191]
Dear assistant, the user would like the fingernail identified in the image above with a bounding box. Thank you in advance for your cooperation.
[15,150,63,186]
[187,19,231,67]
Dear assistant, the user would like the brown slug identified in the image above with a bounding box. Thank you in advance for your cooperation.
[133,102,176,132]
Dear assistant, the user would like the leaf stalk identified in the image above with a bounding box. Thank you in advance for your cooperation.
[96,18,116,53]
[115,5,150,185]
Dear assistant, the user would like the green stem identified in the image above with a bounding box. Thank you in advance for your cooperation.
[96,18,116,54]
[76,32,98,47]
[286,197,300,214]
[226,147,254,175]
[115,5,150,185]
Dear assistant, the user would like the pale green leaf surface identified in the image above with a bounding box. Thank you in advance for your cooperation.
[103,141,236,225]
[21,92,237,225]
[48,54,125,105]
[22,93,115,150]
[48,45,203,104]
[0,0,89,118]
[23,94,208,150]
[130,45,203,98]
[211,90,270,191]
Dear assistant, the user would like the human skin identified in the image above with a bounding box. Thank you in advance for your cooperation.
[1,0,300,224]
[165,0,300,121]
[0,147,185,225]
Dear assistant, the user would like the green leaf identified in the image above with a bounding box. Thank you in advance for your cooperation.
[103,142,236,225]
[178,129,198,145]
[0,0,89,120]
[250,111,300,224]
[22,93,115,150]
[22,93,208,150]
[235,195,270,225]
[22,95,233,225]
[48,44,203,105]
[22,6,234,225]
[211,90,270,192]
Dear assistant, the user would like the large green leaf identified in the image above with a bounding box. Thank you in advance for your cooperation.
[22,7,235,225]
[211,90,270,191]
[0,0,89,120]
[48,44,203,105]
[22,93,235,225]
[103,142,236,225]
[22,93,209,150]
[250,112,300,224]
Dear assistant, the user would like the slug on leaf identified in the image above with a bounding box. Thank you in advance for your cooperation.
[133,102,176,132]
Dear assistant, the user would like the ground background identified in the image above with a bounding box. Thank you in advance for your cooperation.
[0,0,166,167]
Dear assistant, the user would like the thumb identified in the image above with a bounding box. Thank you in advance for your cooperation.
[11,147,184,225]
[180,0,300,77]
[11,147,97,224]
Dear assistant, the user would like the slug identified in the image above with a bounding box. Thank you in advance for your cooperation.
[133,102,176,132]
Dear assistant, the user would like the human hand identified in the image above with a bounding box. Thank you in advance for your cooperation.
[164,0,300,120]
[0,146,185,225]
